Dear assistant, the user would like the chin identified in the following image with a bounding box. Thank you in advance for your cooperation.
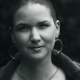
[21,51,48,62]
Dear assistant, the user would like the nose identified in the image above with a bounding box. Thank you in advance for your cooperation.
[31,27,41,43]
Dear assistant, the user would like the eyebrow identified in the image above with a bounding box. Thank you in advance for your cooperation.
[38,20,50,24]
[15,23,31,28]
[15,20,50,28]
[37,20,51,26]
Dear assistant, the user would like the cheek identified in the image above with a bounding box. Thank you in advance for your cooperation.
[41,26,56,50]
[13,32,30,47]
[42,27,56,42]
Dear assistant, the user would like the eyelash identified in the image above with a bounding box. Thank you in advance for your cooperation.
[20,26,29,30]
[18,26,30,31]
[38,24,50,29]
[18,23,50,31]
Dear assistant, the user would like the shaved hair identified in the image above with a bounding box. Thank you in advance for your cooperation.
[8,0,57,31]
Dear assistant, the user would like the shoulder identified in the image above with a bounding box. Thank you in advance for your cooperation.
[73,61,80,67]
[0,66,6,80]
[52,50,80,80]
[0,66,4,74]
[54,67,66,80]
[0,55,20,80]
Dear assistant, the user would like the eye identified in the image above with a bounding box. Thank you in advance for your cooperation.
[20,26,29,30]
[16,24,31,31]
[38,23,50,29]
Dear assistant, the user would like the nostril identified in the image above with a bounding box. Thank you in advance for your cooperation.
[30,27,41,43]
[31,38,40,43]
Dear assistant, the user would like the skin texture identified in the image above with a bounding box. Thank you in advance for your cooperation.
[10,2,66,80]
[12,2,60,62]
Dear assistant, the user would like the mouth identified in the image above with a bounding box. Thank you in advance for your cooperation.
[28,46,44,51]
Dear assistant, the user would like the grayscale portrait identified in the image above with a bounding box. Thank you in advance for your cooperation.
[0,0,80,80]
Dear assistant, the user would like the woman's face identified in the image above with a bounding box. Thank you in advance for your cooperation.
[11,3,60,61]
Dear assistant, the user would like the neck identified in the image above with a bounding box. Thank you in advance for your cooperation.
[17,53,57,80]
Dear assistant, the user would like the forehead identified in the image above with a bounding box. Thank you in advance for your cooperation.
[14,3,53,25]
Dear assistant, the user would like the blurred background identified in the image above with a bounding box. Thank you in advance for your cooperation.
[0,0,80,67]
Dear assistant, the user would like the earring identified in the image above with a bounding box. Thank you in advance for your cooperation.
[54,38,63,54]
[9,44,19,60]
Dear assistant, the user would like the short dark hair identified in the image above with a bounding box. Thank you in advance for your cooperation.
[8,0,57,31]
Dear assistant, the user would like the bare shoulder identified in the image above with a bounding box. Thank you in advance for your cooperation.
[10,66,20,80]
[10,70,20,80]
[52,67,67,80]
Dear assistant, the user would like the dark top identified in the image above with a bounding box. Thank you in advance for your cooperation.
[0,50,80,80]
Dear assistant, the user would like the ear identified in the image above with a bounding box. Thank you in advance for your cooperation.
[9,27,15,44]
[11,34,15,44]
[55,20,60,38]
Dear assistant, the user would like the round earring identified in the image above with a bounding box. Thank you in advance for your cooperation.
[9,44,19,60]
[54,38,63,54]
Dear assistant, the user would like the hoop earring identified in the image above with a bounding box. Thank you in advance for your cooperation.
[54,39,63,54]
[9,44,19,60]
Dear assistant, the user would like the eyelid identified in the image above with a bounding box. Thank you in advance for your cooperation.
[38,23,50,27]
[15,23,31,31]
[38,21,51,25]
[16,23,31,27]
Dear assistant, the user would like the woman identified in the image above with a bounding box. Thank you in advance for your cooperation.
[0,0,80,80]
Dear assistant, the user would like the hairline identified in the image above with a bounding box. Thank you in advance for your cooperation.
[9,0,57,31]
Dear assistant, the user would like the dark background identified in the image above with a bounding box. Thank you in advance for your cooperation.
[0,0,80,67]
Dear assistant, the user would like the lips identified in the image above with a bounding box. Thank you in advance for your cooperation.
[28,46,44,51]
[28,46,43,49]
